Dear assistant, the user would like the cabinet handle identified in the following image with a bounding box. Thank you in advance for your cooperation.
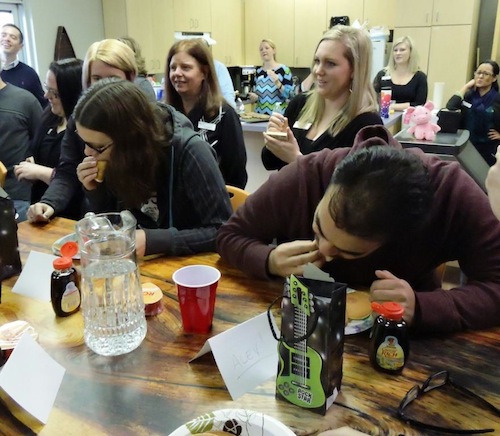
[195,18,199,29]
[426,13,429,24]
[435,12,439,23]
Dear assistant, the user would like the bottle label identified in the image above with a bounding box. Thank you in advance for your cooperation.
[61,281,80,313]
[376,335,405,370]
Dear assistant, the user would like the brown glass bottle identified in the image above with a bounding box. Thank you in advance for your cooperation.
[51,256,81,317]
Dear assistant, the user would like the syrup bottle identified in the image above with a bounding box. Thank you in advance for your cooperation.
[51,241,81,317]
[369,301,409,374]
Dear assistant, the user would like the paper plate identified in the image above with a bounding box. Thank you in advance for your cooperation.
[169,409,296,436]
[345,288,374,335]
[52,233,80,259]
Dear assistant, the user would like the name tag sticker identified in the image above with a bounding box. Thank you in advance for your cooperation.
[198,121,216,131]
[382,75,391,81]
[462,101,472,109]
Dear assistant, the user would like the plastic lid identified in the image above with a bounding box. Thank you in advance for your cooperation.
[60,241,78,258]
[53,256,73,270]
[371,301,404,320]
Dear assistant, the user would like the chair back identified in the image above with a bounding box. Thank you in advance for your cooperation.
[226,185,250,212]
[0,161,7,188]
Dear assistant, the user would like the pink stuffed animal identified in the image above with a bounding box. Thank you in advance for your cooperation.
[406,101,441,141]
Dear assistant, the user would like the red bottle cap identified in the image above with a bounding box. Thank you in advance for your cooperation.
[371,301,404,320]
[60,241,79,258]
[53,256,73,270]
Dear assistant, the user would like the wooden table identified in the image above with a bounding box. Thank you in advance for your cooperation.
[1,218,499,435]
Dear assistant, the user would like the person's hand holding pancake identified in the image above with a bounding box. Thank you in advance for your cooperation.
[370,269,416,325]
[268,240,325,278]
[263,114,302,164]
[77,156,103,191]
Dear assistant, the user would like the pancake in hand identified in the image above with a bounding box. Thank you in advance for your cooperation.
[95,160,107,183]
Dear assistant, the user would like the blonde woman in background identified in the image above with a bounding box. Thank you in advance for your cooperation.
[27,39,138,223]
[118,36,157,102]
[262,25,382,170]
[373,36,428,111]
[248,39,293,115]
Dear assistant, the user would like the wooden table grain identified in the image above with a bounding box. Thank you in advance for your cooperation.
[1,218,499,435]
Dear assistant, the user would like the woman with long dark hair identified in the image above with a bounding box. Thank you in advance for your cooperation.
[14,58,83,218]
[75,78,232,257]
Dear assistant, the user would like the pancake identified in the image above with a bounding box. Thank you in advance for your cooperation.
[346,291,372,322]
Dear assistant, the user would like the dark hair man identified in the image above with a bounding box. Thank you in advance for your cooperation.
[216,125,500,334]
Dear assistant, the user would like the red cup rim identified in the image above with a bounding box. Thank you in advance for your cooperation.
[172,265,221,288]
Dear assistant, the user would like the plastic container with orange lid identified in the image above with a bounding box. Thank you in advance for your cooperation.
[51,241,81,317]
[369,301,410,373]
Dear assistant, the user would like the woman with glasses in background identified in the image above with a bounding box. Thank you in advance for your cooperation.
[446,60,500,166]
[14,58,83,219]
[75,78,232,257]
[27,39,138,223]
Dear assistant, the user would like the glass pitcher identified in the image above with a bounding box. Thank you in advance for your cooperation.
[76,211,147,356]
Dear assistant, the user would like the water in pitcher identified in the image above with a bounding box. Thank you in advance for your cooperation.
[81,254,146,356]
[77,211,146,356]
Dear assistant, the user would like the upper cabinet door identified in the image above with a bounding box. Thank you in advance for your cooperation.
[267,0,295,68]
[173,0,212,31]
[394,0,434,27]
[363,0,396,28]
[212,0,244,66]
[432,0,478,25]
[294,0,327,67]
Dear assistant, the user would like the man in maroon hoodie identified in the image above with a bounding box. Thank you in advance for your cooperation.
[217,125,500,334]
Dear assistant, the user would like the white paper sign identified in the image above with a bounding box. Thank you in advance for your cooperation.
[12,251,57,301]
[0,332,65,424]
[191,312,279,400]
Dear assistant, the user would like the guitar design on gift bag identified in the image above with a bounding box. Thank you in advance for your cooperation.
[277,277,324,408]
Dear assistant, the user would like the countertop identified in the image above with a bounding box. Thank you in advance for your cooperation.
[241,111,403,133]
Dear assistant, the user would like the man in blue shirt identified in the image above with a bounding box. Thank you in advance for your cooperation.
[1,23,47,108]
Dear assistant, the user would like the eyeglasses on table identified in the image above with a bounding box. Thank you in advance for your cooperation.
[398,370,500,434]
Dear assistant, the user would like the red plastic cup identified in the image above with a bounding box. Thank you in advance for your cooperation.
[172,265,220,333]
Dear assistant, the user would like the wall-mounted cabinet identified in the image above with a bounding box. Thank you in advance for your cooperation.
[394,0,480,107]
[211,0,244,66]
[173,0,211,31]
[294,0,327,67]
[102,0,174,75]
[244,0,295,67]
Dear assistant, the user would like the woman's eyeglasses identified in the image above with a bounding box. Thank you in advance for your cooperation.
[75,130,114,154]
[474,70,495,77]
[398,370,500,434]
[43,84,60,99]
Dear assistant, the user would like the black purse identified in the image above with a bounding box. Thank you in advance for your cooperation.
[0,187,22,302]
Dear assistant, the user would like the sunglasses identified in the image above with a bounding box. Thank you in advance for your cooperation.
[398,370,500,434]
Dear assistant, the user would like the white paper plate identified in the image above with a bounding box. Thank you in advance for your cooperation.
[345,288,374,335]
[51,233,80,259]
[169,409,296,436]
